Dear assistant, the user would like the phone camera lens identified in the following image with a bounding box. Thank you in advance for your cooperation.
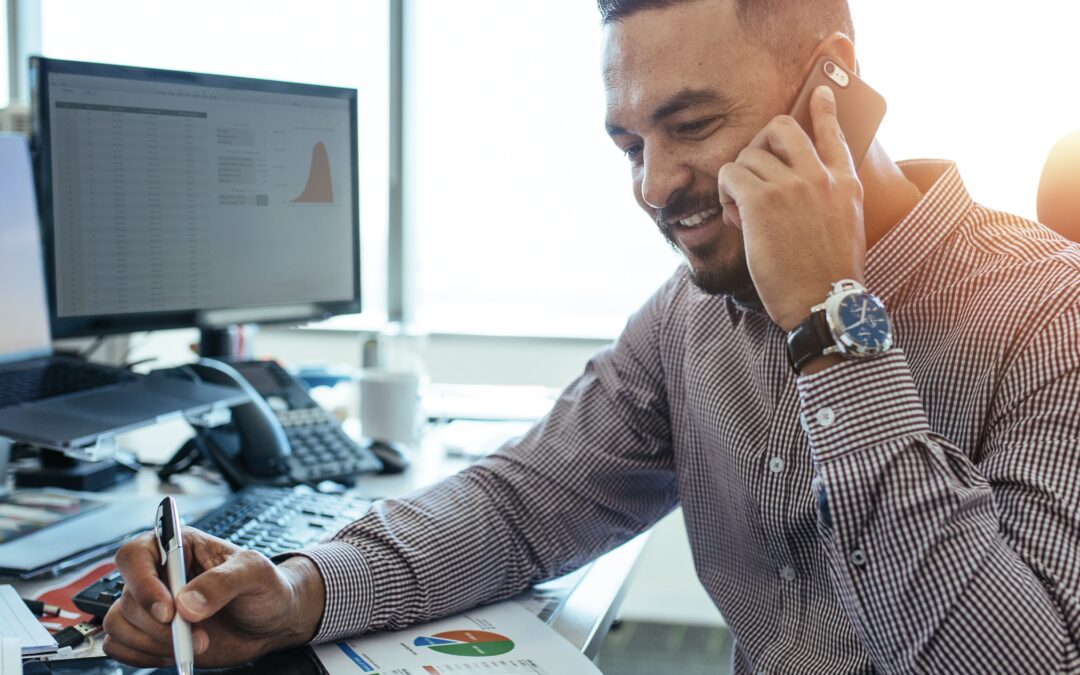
[824,62,836,74]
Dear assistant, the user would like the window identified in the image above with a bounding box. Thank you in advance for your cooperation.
[409,2,1080,339]
[28,2,1080,342]
[0,1,9,109]
[38,0,390,321]
[850,1,1080,220]
[406,2,680,339]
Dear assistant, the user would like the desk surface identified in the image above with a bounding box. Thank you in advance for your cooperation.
[14,416,648,668]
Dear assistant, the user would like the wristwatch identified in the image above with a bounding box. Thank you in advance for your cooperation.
[785,279,893,373]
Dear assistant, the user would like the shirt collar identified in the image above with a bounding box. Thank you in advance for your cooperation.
[865,160,974,304]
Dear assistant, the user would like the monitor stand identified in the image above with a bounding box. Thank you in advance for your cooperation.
[13,447,136,492]
[199,325,255,360]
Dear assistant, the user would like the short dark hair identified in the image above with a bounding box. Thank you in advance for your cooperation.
[597,0,854,81]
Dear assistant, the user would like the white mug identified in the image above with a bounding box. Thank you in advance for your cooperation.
[359,369,422,445]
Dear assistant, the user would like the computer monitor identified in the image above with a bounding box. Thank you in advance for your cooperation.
[29,57,360,355]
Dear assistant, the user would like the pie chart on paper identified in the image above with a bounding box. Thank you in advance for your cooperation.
[413,629,515,657]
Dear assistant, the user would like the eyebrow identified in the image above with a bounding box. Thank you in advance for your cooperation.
[605,88,733,136]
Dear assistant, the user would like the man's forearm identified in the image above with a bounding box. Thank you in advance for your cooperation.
[798,350,1079,670]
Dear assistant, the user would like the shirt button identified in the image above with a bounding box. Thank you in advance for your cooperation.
[799,413,810,433]
[779,565,796,581]
[850,549,867,567]
[816,407,836,427]
[769,457,785,473]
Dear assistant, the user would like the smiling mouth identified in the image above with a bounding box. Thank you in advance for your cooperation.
[669,207,721,229]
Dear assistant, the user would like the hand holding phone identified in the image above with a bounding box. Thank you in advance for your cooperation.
[788,55,886,168]
[717,57,878,331]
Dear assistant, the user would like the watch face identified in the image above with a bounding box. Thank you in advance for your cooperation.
[834,292,892,354]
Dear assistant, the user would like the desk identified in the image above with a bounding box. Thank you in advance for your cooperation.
[12,417,648,668]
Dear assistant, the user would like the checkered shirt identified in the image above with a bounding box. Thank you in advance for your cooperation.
[294,160,1080,673]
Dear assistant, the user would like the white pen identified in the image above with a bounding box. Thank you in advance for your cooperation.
[155,496,194,675]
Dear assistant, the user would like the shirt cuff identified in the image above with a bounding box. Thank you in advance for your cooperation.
[274,541,380,643]
[795,349,931,462]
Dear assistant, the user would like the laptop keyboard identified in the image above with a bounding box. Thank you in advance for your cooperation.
[0,360,137,408]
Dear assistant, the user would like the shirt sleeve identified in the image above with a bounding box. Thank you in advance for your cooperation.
[293,280,681,643]
[796,304,1080,673]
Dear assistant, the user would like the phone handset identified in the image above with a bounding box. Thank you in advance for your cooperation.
[184,358,293,489]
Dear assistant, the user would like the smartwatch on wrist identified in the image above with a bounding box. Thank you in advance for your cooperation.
[785,279,893,373]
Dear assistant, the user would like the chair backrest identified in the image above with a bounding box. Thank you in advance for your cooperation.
[1037,130,1080,242]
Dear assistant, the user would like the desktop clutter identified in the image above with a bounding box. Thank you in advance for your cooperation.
[0,55,578,674]
[0,54,403,668]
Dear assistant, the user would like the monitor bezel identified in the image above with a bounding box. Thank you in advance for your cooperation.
[30,56,362,338]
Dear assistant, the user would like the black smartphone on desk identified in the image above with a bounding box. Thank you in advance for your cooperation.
[168,359,382,489]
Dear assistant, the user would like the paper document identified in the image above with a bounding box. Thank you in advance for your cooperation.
[0,584,58,658]
[0,638,20,674]
[314,600,602,675]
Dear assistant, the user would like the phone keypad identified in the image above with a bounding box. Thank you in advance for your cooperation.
[279,407,381,480]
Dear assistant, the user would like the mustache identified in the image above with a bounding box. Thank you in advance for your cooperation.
[655,193,722,231]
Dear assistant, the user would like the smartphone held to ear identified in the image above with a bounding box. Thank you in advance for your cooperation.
[789,55,886,168]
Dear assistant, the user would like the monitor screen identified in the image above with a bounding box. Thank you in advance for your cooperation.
[30,57,360,338]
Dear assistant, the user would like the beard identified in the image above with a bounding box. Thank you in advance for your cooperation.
[655,191,760,305]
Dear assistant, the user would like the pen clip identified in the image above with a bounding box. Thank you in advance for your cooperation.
[154,497,181,567]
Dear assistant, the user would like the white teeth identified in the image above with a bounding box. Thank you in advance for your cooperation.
[677,207,720,228]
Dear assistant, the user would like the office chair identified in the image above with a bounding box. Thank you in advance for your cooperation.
[1037,129,1080,242]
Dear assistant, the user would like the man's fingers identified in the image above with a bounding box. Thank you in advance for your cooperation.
[185,526,239,573]
[809,85,853,171]
[115,591,173,647]
[718,161,762,206]
[103,598,174,659]
[176,549,275,623]
[746,115,820,171]
[102,633,175,669]
[736,146,788,183]
[113,533,175,622]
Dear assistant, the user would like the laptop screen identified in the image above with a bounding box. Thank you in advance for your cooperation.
[0,134,52,363]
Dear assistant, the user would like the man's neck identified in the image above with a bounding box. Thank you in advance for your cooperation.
[857,141,923,250]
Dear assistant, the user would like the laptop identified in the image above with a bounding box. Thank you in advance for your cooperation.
[0,133,247,452]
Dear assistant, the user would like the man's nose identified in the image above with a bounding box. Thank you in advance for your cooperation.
[640,147,693,210]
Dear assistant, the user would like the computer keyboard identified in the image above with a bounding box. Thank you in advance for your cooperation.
[72,486,371,618]
[0,359,137,408]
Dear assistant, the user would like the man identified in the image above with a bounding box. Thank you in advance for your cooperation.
[104,0,1080,671]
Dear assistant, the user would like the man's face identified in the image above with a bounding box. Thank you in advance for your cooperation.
[602,0,792,297]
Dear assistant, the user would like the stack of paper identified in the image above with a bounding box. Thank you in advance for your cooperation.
[0,584,58,662]
[315,601,602,675]
[0,638,20,675]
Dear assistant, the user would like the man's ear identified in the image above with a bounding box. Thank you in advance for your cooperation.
[800,32,857,79]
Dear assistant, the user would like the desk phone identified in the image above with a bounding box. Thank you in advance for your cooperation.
[166,359,383,489]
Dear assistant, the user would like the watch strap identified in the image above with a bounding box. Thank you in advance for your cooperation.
[786,310,833,373]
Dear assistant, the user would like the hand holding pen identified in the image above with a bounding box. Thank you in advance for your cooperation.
[155,497,195,675]
[102,508,326,669]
